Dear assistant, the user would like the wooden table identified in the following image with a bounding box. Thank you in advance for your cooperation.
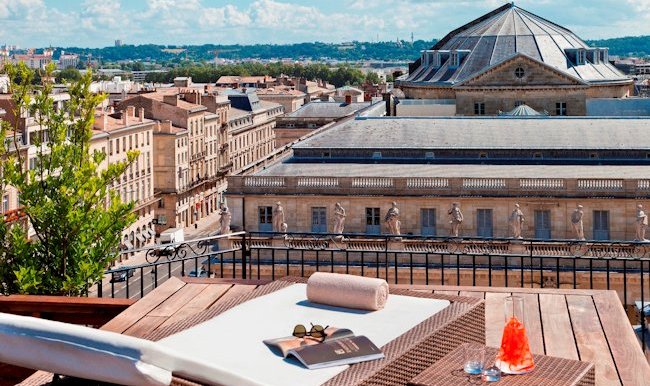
[21,277,650,386]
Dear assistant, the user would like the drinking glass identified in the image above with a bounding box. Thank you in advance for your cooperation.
[463,344,484,375]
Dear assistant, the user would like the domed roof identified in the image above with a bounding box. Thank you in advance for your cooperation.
[405,3,629,85]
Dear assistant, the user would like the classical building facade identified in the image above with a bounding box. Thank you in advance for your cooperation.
[227,116,650,241]
[117,90,230,231]
[396,3,634,116]
[226,92,283,173]
[91,107,158,250]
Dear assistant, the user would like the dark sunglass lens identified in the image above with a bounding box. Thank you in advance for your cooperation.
[293,324,307,337]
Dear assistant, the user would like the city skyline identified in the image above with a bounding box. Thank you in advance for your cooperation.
[0,0,648,48]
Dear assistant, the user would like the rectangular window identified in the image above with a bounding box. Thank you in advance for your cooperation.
[109,141,113,155]
[366,207,381,235]
[534,210,551,239]
[474,103,485,115]
[476,209,493,238]
[556,102,567,116]
[593,210,609,240]
[450,52,459,67]
[116,138,120,154]
[311,207,327,233]
[2,195,8,213]
[514,101,525,107]
[258,206,273,232]
[421,208,436,236]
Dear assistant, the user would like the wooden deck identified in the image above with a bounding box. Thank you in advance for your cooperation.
[22,277,650,386]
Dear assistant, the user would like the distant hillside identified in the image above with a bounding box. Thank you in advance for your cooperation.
[55,40,438,63]
[585,36,650,57]
[51,36,650,64]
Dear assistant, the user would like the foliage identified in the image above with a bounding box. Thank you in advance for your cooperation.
[56,67,81,83]
[54,40,439,63]
[0,62,137,295]
[145,62,372,87]
[586,36,650,58]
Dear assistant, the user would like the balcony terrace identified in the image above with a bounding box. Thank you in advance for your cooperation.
[5,232,650,385]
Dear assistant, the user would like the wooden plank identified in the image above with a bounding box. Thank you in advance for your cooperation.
[101,277,185,333]
[208,284,258,309]
[539,293,579,360]
[567,295,621,386]
[156,284,234,330]
[123,315,168,338]
[520,293,545,355]
[593,291,650,386]
[392,284,601,296]
[459,291,485,299]
[182,277,271,285]
[485,292,511,348]
[147,284,209,318]
[433,290,459,296]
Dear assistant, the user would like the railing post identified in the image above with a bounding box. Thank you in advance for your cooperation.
[241,233,248,280]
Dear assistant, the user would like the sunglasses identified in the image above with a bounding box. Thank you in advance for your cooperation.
[292,323,329,342]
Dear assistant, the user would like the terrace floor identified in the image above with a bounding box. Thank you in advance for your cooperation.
[21,277,650,386]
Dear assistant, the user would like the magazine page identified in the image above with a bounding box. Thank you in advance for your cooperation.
[263,327,353,357]
[287,335,384,370]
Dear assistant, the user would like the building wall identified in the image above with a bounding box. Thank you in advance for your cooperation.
[396,100,457,116]
[257,94,304,113]
[586,98,650,116]
[232,194,644,241]
[91,112,157,250]
[455,89,586,116]
[228,104,282,172]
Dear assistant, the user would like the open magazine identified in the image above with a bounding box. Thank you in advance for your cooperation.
[263,327,384,369]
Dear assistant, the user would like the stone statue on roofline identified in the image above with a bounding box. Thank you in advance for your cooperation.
[571,204,585,240]
[273,201,285,234]
[384,202,401,237]
[509,203,525,239]
[448,202,463,237]
[332,202,346,237]
[218,204,231,235]
[636,204,648,242]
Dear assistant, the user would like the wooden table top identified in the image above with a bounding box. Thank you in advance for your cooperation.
[21,277,650,386]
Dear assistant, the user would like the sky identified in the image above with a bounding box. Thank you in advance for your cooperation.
[0,0,648,48]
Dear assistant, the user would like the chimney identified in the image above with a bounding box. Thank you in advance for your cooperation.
[94,113,108,130]
[345,95,353,105]
[163,94,178,106]
[126,105,136,117]
[121,111,128,126]
[138,107,145,122]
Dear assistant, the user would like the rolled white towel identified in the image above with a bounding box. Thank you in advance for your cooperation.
[306,272,389,311]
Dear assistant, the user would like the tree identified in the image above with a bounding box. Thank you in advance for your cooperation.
[56,67,81,83]
[0,62,137,296]
[364,71,381,84]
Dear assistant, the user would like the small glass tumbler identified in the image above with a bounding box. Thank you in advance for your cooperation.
[463,344,485,375]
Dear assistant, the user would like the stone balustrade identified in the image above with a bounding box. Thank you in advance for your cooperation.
[519,178,564,190]
[230,175,648,198]
[577,179,624,191]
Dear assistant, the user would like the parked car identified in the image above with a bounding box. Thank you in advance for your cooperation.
[110,268,135,283]
[188,269,209,278]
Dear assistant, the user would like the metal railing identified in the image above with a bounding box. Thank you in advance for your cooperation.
[99,231,650,351]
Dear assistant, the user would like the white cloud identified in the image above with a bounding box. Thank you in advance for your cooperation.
[0,0,647,47]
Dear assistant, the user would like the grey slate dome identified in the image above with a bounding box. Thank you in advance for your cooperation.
[405,2,628,85]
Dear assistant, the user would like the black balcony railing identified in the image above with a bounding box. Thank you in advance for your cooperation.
[98,231,650,352]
